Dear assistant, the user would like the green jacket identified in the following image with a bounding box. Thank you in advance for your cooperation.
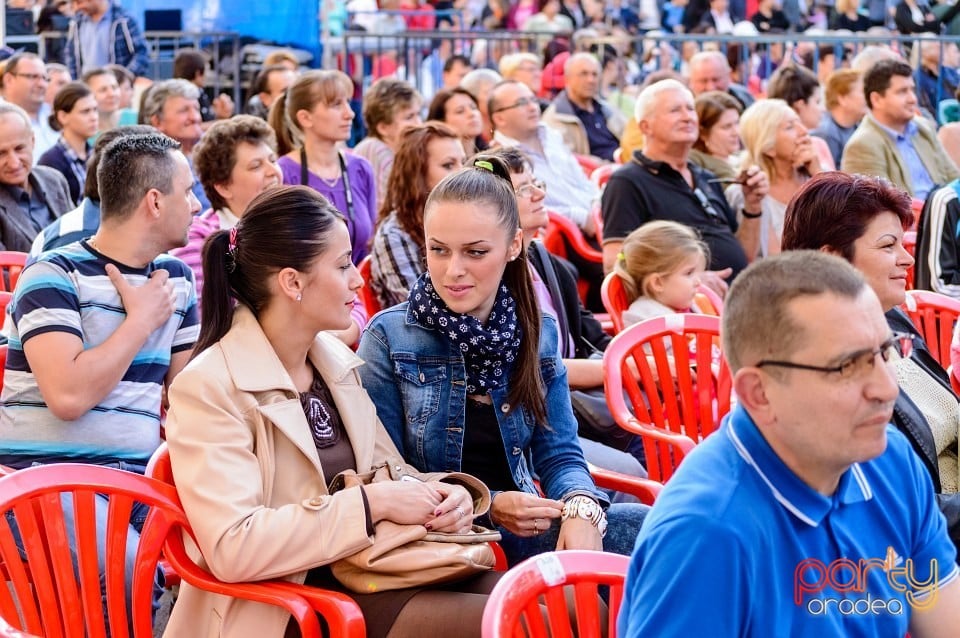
[841,115,959,197]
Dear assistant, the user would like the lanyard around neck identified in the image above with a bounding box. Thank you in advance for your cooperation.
[300,146,354,222]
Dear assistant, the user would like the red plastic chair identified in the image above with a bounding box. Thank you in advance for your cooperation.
[541,212,604,307]
[0,291,11,323]
[0,253,25,293]
[601,272,724,335]
[911,197,924,231]
[590,164,617,190]
[600,272,629,334]
[574,154,603,178]
[902,290,960,369]
[149,442,508,576]
[357,255,382,317]
[604,314,732,443]
[693,284,724,315]
[145,443,368,635]
[903,231,917,291]
[481,550,629,638]
[542,212,603,265]
[0,463,364,638]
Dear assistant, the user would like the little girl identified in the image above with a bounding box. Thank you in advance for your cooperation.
[615,220,709,327]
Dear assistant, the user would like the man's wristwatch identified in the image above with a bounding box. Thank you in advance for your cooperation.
[561,495,608,538]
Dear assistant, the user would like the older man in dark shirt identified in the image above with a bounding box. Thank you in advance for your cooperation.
[0,103,73,252]
[601,79,767,295]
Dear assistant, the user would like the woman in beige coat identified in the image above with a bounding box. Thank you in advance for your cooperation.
[163,186,498,638]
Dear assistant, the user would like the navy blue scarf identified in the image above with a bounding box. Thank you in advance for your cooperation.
[407,273,521,395]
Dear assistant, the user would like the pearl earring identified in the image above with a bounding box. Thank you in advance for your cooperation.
[296,294,302,302]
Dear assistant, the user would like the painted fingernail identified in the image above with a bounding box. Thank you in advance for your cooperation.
[435,509,442,516]
[425,523,433,530]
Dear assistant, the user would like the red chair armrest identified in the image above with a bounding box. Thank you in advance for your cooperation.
[589,466,662,505]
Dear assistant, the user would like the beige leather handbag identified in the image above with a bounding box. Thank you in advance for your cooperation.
[328,459,501,594]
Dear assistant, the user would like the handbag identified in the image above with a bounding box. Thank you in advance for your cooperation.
[328,459,501,593]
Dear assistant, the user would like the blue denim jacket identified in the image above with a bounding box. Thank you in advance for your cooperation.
[358,303,607,506]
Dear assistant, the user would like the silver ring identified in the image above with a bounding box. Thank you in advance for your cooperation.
[454,506,466,520]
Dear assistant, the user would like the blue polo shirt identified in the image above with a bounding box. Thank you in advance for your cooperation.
[618,405,958,638]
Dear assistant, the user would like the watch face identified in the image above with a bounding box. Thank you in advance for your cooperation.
[579,499,599,518]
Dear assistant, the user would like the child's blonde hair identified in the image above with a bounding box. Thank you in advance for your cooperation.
[614,221,709,303]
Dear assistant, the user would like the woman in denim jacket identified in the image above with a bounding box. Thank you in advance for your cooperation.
[358,158,647,566]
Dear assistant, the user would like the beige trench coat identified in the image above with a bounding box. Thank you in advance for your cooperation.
[162,306,488,638]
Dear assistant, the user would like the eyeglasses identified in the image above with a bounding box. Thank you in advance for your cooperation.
[493,96,537,114]
[11,72,48,82]
[755,333,914,380]
[515,179,546,198]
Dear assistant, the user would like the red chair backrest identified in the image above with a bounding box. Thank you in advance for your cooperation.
[693,284,724,315]
[574,154,602,178]
[0,253,26,293]
[590,164,617,190]
[903,231,917,291]
[902,290,960,368]
[600,272,630,334]
[0,464,187,638]
[541,212,603,265]
[602,273,725,335]
[481,550,629,638]
[604,314,732,442]
[911,197,924,231]
[0,292,11,323]
[357,255,382,317]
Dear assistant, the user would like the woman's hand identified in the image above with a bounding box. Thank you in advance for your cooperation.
[425,482,475,533]
[490,491,563,537]
[792,137,819,174]
[365,480,444,526]
[555,517,603,552]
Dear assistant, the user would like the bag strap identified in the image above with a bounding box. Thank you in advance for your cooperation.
[531,239,572,358]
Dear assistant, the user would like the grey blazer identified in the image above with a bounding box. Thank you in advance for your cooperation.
[0,166,73,252]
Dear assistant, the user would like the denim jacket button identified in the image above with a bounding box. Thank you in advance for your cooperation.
[419,372,425,382]
[512,447,521,455]
[501,403,510,413]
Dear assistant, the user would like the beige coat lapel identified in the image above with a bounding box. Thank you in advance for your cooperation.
[221,306,380,482]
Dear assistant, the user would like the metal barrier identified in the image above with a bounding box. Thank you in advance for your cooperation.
[333,29,549,95]
[332,28,960,116]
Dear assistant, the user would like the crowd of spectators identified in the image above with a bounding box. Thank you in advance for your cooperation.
[4,0,960,635]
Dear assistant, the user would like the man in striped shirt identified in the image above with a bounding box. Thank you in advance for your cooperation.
[0,131,200,629]
[0,131,200,470]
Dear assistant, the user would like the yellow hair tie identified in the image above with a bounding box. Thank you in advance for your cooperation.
[474,160,494,172]
[617,252,625,262]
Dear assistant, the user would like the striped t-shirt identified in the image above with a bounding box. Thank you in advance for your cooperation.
[0,240,199,466]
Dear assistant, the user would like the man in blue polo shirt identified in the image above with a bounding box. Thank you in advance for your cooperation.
[619,251,960,637]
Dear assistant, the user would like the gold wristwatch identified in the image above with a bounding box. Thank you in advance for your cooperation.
[561,495,608,538]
